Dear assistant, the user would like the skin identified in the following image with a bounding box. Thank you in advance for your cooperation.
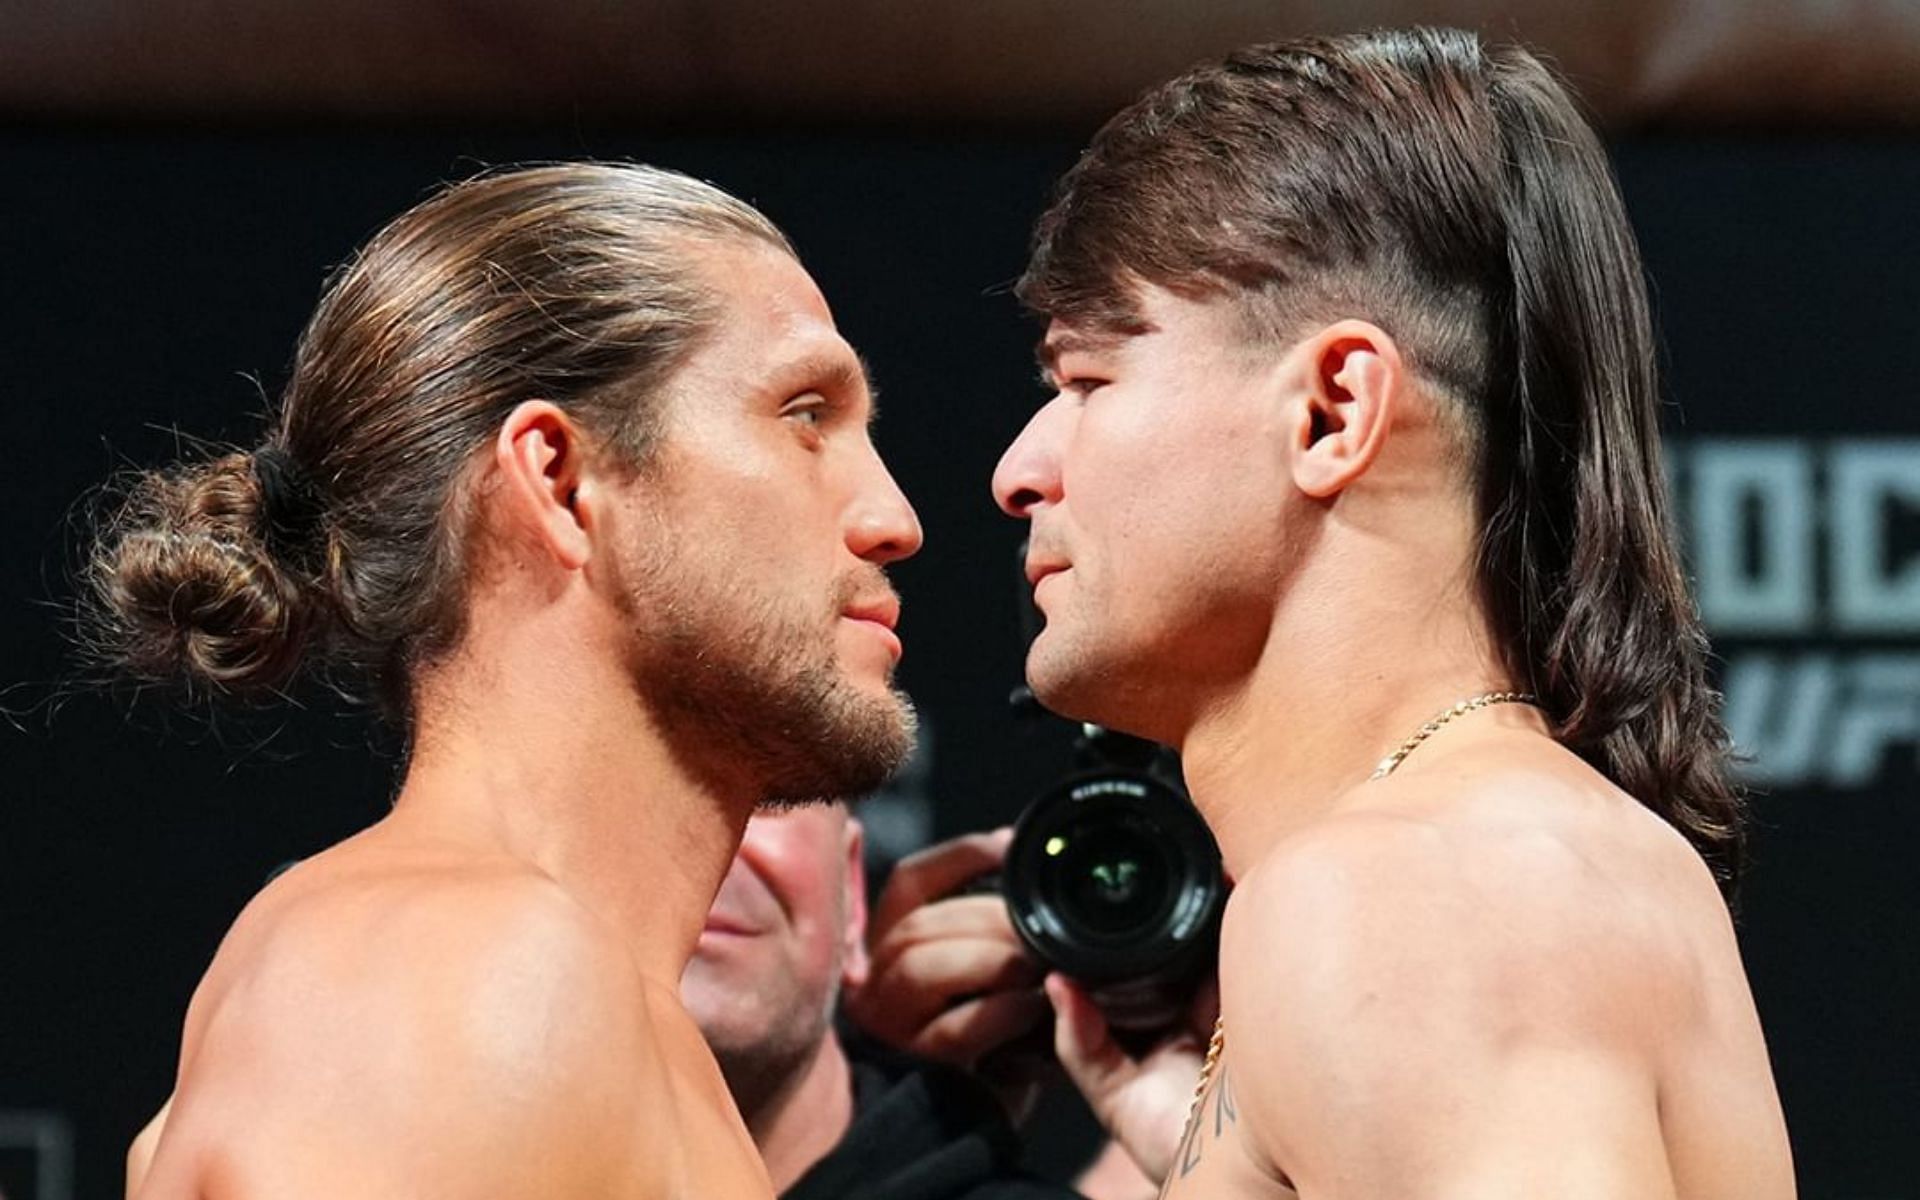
[130,808,1120,1196]
[678,804,870,1194]
[126,237,922,1200]
[991,284,1796,1199]
[848,829,1048,1071]
[132,805,870,1198]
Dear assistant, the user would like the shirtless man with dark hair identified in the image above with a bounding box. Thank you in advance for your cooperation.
[993,29,1795,1199]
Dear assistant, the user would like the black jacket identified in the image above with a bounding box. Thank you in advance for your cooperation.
[782,1045,1082,1200]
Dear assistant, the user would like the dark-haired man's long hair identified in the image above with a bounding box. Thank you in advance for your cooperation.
[1017,27,1744,891]
[1475,47,1743,891]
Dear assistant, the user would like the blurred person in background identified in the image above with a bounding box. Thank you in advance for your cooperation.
[681,804,1082,1200]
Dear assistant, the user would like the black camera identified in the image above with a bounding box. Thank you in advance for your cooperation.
[1000,719,1225,1035]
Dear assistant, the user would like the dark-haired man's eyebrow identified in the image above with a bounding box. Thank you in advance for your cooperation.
[1035,328,1130,378]
[1033,343,1058,387]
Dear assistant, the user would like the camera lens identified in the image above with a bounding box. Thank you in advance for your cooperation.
[1042,816,1174,940]
[1002,767,1224,1025]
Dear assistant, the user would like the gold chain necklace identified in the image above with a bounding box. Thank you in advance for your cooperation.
[1174,690,1539,1145]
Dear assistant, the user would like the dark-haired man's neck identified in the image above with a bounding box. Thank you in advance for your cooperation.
[1177,500,1536,882]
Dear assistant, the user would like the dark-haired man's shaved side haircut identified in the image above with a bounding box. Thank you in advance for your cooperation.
[1020,27,1743,889]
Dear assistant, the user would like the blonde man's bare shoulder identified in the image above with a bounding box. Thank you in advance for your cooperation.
[142,840,673,1199]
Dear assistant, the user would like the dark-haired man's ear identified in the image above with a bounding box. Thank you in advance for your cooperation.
[1286,319,1402,499]
[494,400,593,569]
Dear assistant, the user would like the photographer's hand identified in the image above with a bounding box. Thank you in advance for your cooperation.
[847,826,1218,1192]
[1046,970,1218,1187]
[845,829,1051,1072]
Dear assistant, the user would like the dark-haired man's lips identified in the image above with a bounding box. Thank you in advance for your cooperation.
[1025,560,1069,589]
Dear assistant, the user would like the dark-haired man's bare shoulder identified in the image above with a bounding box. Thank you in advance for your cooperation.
[1169,742,1794,1200]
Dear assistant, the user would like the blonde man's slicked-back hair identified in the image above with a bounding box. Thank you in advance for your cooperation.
[88,162,794,718]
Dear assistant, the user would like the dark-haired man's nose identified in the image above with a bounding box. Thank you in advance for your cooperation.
[992,404,1064,519]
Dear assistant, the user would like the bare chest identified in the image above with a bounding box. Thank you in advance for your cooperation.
[1157,1050,1298,1200]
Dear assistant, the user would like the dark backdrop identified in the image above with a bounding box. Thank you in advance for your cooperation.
[2,128,1915,1200]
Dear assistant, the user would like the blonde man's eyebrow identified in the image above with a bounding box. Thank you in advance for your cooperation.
[771,352,867,402]
[856,352,882,423]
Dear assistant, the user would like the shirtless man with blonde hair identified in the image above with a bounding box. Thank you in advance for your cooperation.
[993,29,1795,1199]
[101,162,919,1198]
